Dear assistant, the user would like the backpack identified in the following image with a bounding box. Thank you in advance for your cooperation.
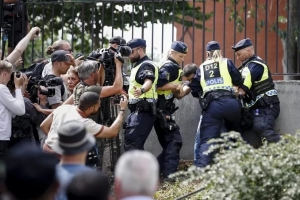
[10,114,33,147]
[21,61,48,81]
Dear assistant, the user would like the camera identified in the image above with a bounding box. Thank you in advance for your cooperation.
[100,45,132,66]
[28,77,64,102]
[86,45,132,89]
[3,4,15,12]
[110,95,124,105]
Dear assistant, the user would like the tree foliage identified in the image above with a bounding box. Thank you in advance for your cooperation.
[25,0,213,62]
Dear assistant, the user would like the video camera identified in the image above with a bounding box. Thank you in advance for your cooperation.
[85,45,132,87]
[9,71,63,103]
[28,76,63,103]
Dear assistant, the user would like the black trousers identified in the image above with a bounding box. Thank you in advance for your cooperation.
[154,114,182,178]
[251,103,281,143]
[0,141,10,161]
[124,111,156,151]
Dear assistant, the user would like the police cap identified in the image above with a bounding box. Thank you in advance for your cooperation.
[109,36,126,46]
[232,38,253,52]
[171,41,188,54]
[126,38,146,49]
[206,41,220,51]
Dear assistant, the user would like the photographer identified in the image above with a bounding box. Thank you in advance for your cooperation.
[0,61,27,159]
[64,56,123,105]
[95,36,126,87]
[46,50,74,109]
[42,40,73,79]
[41,89,128,155]
[3,0,30,55]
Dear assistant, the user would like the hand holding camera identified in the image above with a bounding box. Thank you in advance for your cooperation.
[119,95,128,111]
[14,72,26,89]
[114,53,123,67]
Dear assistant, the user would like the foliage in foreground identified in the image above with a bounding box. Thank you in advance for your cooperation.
[156,131,300,200]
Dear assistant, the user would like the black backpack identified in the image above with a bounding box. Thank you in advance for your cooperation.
[10,114,32,147]
[21,61,48,81]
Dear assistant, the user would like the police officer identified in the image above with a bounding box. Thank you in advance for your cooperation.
[232,38,281,143]
[123,38,158,151]
[154,41,188,178]
[182,41,244,167]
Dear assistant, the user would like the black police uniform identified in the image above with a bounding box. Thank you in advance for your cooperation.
[154,41,188,178]
[123,39,157,151]
[232,38,281,143]
[194,41,244,167]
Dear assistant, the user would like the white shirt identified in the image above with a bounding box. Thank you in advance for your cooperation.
[42,61,52,78]
[0,85,25,140]
[45,105,103,148]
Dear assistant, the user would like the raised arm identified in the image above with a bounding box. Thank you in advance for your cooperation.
[100,56,123,98]
[5,27,40,65]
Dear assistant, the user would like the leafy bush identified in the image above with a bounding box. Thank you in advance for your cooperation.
[157,131,300,200]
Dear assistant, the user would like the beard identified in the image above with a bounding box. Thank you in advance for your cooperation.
[90,109,99,115]
[129,55,140,64]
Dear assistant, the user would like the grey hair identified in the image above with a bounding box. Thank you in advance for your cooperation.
[115,150,159,196]
[77,60,98,80]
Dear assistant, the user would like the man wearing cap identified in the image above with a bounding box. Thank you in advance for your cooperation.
[46,50,74,109]
[153,41,188,179]
[109,36,127,48]
[232,38,281,143]
[53,121,96,200]
[180,41,243,167]
[123,38,159,151]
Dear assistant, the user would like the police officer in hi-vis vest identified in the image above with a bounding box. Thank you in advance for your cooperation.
[183,41,244,167]
[154,41,188,178]
[232,38,281,143]
[123,39,159,151]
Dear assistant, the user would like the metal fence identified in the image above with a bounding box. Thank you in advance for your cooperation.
[1,0,299,78]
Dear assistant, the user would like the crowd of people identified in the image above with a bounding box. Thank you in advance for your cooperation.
[0,22,281,199]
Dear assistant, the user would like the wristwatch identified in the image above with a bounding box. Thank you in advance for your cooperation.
[140,88,145,94]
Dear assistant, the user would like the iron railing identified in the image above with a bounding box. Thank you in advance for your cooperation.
[1,0,299,78]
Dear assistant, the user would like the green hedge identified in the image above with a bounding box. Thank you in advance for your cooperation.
[156,131,300,200]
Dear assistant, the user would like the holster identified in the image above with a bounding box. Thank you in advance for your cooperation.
[130,100,157,116]
[199,93,213,111]
[254,95,280,108]
[157,110,178,131]
[136,100,150,112]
